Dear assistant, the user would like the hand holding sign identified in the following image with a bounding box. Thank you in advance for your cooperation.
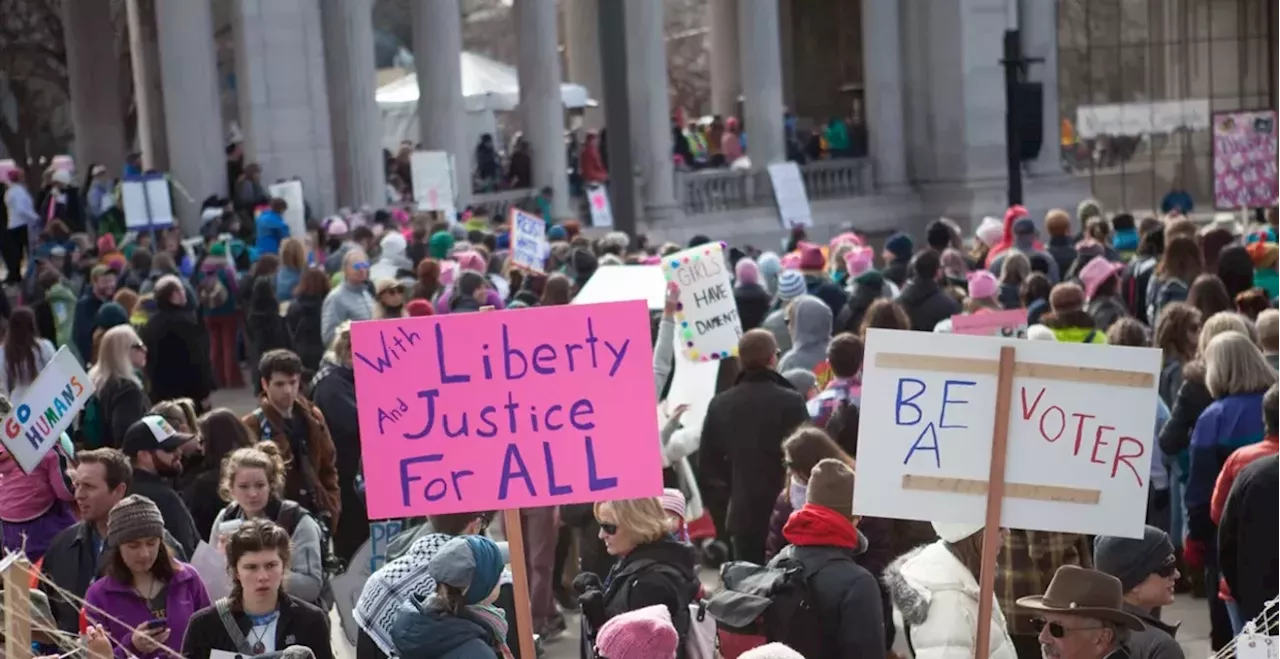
[663,282,680,319]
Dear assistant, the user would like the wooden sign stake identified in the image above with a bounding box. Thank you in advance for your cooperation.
[478,305,537,659]
[975,346,1016,659]
[5,556,32,659]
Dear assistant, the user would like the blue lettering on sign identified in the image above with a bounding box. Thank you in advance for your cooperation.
[369,314,637,513]
[893,378,975,469]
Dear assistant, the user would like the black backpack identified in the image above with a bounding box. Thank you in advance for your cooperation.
[707,552,844,658]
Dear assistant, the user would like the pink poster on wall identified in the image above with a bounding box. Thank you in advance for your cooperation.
[1212,110,1278,210]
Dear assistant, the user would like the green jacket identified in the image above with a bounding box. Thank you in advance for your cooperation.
[45,283,78,355]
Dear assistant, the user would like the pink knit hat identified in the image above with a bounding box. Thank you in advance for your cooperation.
[779,252,802,271]
[735,257,761,285]
[966,270,999,300]
[843,246,874,277]
[660,488,686,521]
[595,605,678,659]
[455,250,486,273]
[798,244,825,271]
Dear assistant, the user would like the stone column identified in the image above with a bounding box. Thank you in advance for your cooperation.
[413,0,471,208]
[517,0,570,218]
[321,0,384,210]
[738,0,785,167]
[707,0,741,117]
[564,0,605,129]
[1018,0,1063,177]
[861,0,909,187]
[154,0,224,233]
[624,0,678,222]
[232,0,336,216]
[126,0,168,172]
[63,0,126,177]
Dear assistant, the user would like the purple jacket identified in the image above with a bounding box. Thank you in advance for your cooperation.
[84,562,211,659]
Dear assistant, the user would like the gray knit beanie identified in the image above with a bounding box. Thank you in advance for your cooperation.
[107,495,165,548]
[1094,525,1175,593]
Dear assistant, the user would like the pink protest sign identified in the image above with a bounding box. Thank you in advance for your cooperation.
[951,309,1028,338]
[351,301,662,519]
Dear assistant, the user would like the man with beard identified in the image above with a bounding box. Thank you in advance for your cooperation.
[123,415,201,555]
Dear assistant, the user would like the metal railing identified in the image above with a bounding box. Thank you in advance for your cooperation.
[470,187,538,218]
[675,158,873,216]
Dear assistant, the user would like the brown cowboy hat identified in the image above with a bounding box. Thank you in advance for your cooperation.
[1015,565,1144,631]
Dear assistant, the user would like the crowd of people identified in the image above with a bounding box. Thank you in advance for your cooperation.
[0,162,1277,659]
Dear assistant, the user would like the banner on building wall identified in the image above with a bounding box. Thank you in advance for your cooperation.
[1075,100,1211,139]
[1212,110,1278,210]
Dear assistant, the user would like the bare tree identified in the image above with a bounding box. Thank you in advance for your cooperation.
[666,0,709,118]
[0,0,71,179]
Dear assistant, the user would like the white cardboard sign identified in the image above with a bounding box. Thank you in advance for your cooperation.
[0,347,94,473]
[586,184,614,228]
[661,243,742,362]
[509,208,547,273]
[571,265,666,310]
[268,180,307,241]
[121,177,175,229]
[853,329,1161,539]
[411,150,457,218]
[767,161,813,229]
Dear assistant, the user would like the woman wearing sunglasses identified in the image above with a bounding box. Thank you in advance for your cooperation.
[1093,526,1183,659]
[580,498,698,659]
[884,522,1018,658]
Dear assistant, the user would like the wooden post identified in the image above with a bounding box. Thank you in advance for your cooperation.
[477,305,537,659]
[975,346,1016,659]
[4,557,32,659]
[503,510,538,659]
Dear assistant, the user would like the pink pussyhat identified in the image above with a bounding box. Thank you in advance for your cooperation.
[844,245,874,277]
[780,252,802,270]
[829,232,864,248]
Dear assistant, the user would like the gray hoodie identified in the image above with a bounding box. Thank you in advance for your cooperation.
[321,280,374,346]
[777,295,832,374]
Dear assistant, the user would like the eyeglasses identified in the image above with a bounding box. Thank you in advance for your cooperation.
[1153,558,1178,578]
[599,522,619,535]
[130,343,146,351]
[1032,618,1106,638]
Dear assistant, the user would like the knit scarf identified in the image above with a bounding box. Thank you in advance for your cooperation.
[467,603,514,659]
[782,504,859,550]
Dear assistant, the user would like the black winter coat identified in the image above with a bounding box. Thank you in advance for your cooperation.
[182,594,334,659]
[1158,363,1212,457]
[309,357,367,560]
[1218,455,1278,624]
[804,275,848,319]
[96,376,150,449]
[882,259,909,288]
[596,539,700,657]
[897,278,961,332]
[285,294,326,375]
[1047,236,1077,280]
[773,541,886,659]
[701,369,810,538]
[141,301,213,403]
[837,274,892,334]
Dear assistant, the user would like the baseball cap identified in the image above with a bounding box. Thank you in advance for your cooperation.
[121,415,196,456]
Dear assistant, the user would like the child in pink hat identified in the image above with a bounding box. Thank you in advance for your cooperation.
[595,605,679,659]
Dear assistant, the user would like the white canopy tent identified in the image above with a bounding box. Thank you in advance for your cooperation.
[376,51,594,151]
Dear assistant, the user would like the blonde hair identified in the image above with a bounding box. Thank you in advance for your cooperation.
[1256,309,1278,354]
[219,442,287,502]
[324,321,353,365]
[593,498,672,545]
[279,238,307,271]
[1205,332,1274,399]
[151,398,198,433]
[1000,251,1031,285]
[89,325,142,389]
[1198,312,1258,357]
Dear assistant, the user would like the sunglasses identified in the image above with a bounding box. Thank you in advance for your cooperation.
[352,262,370,270]
[1153,559,1178,578]
[1032,618,1105,639]
[130,342,146,351]
[599,522,619,535]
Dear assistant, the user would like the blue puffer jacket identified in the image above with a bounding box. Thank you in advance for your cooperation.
[1185,391,1266,542]
[391,596,503,658]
